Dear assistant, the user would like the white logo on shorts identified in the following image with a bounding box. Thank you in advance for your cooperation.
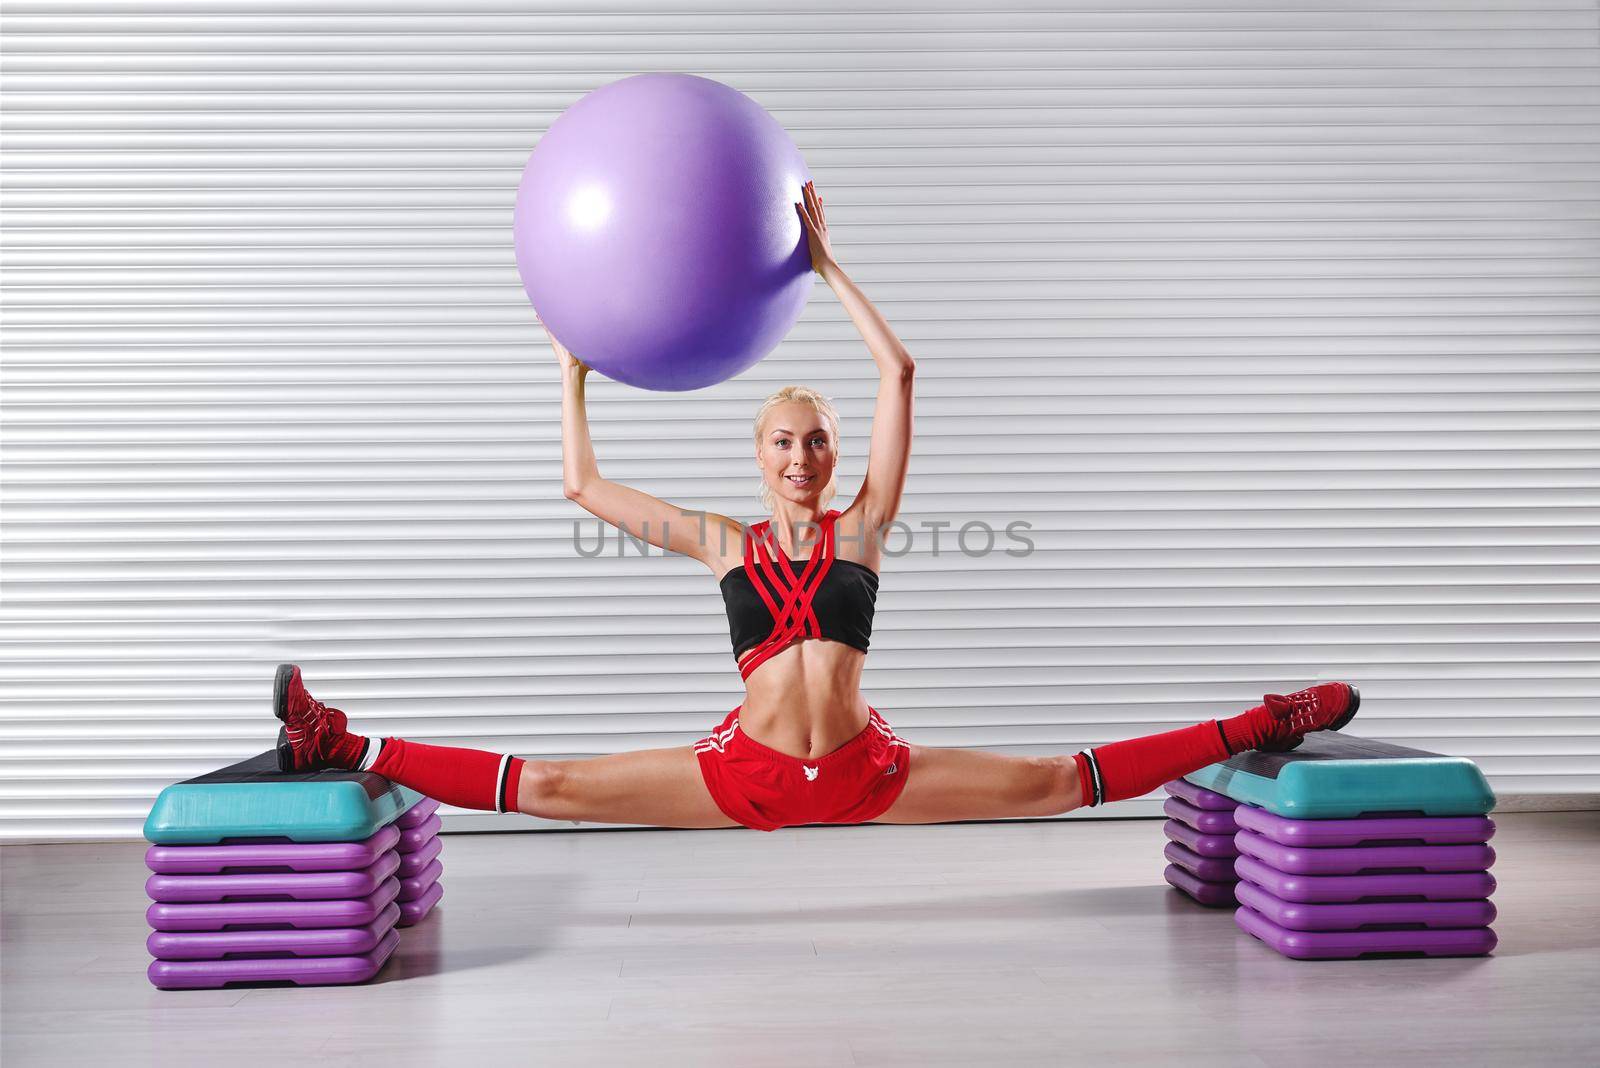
[803,765,819,781]
[885,763,897,776]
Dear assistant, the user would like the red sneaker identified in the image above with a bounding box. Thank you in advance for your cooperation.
[1255,682,1361,752]
[274,663,362,772]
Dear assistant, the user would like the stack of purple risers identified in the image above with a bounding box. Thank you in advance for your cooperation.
[1162,779,1243,907]
[144,797,444,989]
[1162,781,1498,959]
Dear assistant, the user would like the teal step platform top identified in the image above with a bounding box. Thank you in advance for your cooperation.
[144,750,423,844]
[1185,733,1495,819]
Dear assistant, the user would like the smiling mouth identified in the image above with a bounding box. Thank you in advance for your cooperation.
[785,474,815,486]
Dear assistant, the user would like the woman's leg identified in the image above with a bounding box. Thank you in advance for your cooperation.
[877,727,1235,825]
[325,733,737,828]
[515,747,739,829]
[878,724,1229,824]
[877,682,1360,824]
[275,664,738,828]
[876,746,1080,824]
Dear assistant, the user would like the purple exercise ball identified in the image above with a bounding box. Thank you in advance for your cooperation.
[513,74,814,391]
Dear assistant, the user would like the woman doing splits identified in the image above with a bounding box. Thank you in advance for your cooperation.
[275,181,1360,829]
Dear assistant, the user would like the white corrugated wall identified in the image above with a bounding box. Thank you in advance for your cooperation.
[2,0,1597,841]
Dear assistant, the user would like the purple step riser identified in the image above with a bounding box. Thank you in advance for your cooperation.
[397,814,442,853]
[148,930,400,989]
[145,825,402,875]
[398,859,442,903]
[397,880,443,927]
[397,835,443,879]
[1236,829,1496,876]
[397,798,440,830]
[1163,797,1239,836]
[1235,855,1497,904]
[148,904,400,961]
[1234,881,1497,932]
[1164,841,1239,884]
[1164,779,1239,812]
[146,850,400,904]
[1234,806,1494,848]
[1235,905,1496,960]
[1163,864,1238,908]
[147,878,402,932]
[1162,819,1238,859]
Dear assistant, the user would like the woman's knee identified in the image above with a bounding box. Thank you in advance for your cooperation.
[513,759,568,818]
[1041,754,1083,816]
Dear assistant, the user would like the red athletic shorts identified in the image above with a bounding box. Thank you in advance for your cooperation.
[694,706,911,832]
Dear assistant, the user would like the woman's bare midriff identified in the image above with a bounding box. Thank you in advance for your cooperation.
[735,639,871,760]
[713,508,881,761]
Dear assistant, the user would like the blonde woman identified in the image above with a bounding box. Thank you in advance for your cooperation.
[277,181,1358,828]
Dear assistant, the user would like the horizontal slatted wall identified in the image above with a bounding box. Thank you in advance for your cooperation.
[2,0,1597,840]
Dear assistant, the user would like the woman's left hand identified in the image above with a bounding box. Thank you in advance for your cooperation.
[796,179,838,276]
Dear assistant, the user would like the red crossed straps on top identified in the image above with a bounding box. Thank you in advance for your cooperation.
[736,508,841,681]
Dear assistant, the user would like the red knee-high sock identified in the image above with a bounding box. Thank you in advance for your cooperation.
[1072,720,1232,808]
[1218,702,1281,755]
[362,736,526,814]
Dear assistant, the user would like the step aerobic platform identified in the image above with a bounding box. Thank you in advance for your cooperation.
[1234,854,1497,904]
[1235,905,1497,960]
[142,756,446,988]
[1171,738,1497,961]
[148,929,401,990]
[144,750,422,845]
[1159,778,1240,908]
[1184,734,1495,819]
[1163,818,1239,859]
[1234,829,1496,877]
[1163,863,1237,908]
[1234,881,1497,933]
[1232,806,1495,848]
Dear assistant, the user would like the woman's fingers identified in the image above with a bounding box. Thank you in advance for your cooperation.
[798,182,826,233]
[545,327,575,363]
[805,181,827,229]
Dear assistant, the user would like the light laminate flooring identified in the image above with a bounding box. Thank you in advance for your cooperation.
[4,812,1596,1067]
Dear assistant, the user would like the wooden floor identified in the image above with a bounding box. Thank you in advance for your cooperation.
[4,812,1598,1067]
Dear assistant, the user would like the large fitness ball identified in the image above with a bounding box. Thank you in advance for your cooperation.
[513,74,814,392]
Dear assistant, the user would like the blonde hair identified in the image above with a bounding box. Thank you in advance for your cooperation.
[754,385,840,512]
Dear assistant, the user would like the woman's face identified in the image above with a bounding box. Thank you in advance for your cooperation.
[757,401,836,508]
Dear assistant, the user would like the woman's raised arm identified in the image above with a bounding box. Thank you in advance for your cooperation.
[549,325,743,569]
[798,181,915,532]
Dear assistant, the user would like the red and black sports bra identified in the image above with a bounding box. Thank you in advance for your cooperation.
[719,509,879,680]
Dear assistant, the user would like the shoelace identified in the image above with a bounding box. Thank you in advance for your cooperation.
[1266,690,1320,732]
[285,695,335,752]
